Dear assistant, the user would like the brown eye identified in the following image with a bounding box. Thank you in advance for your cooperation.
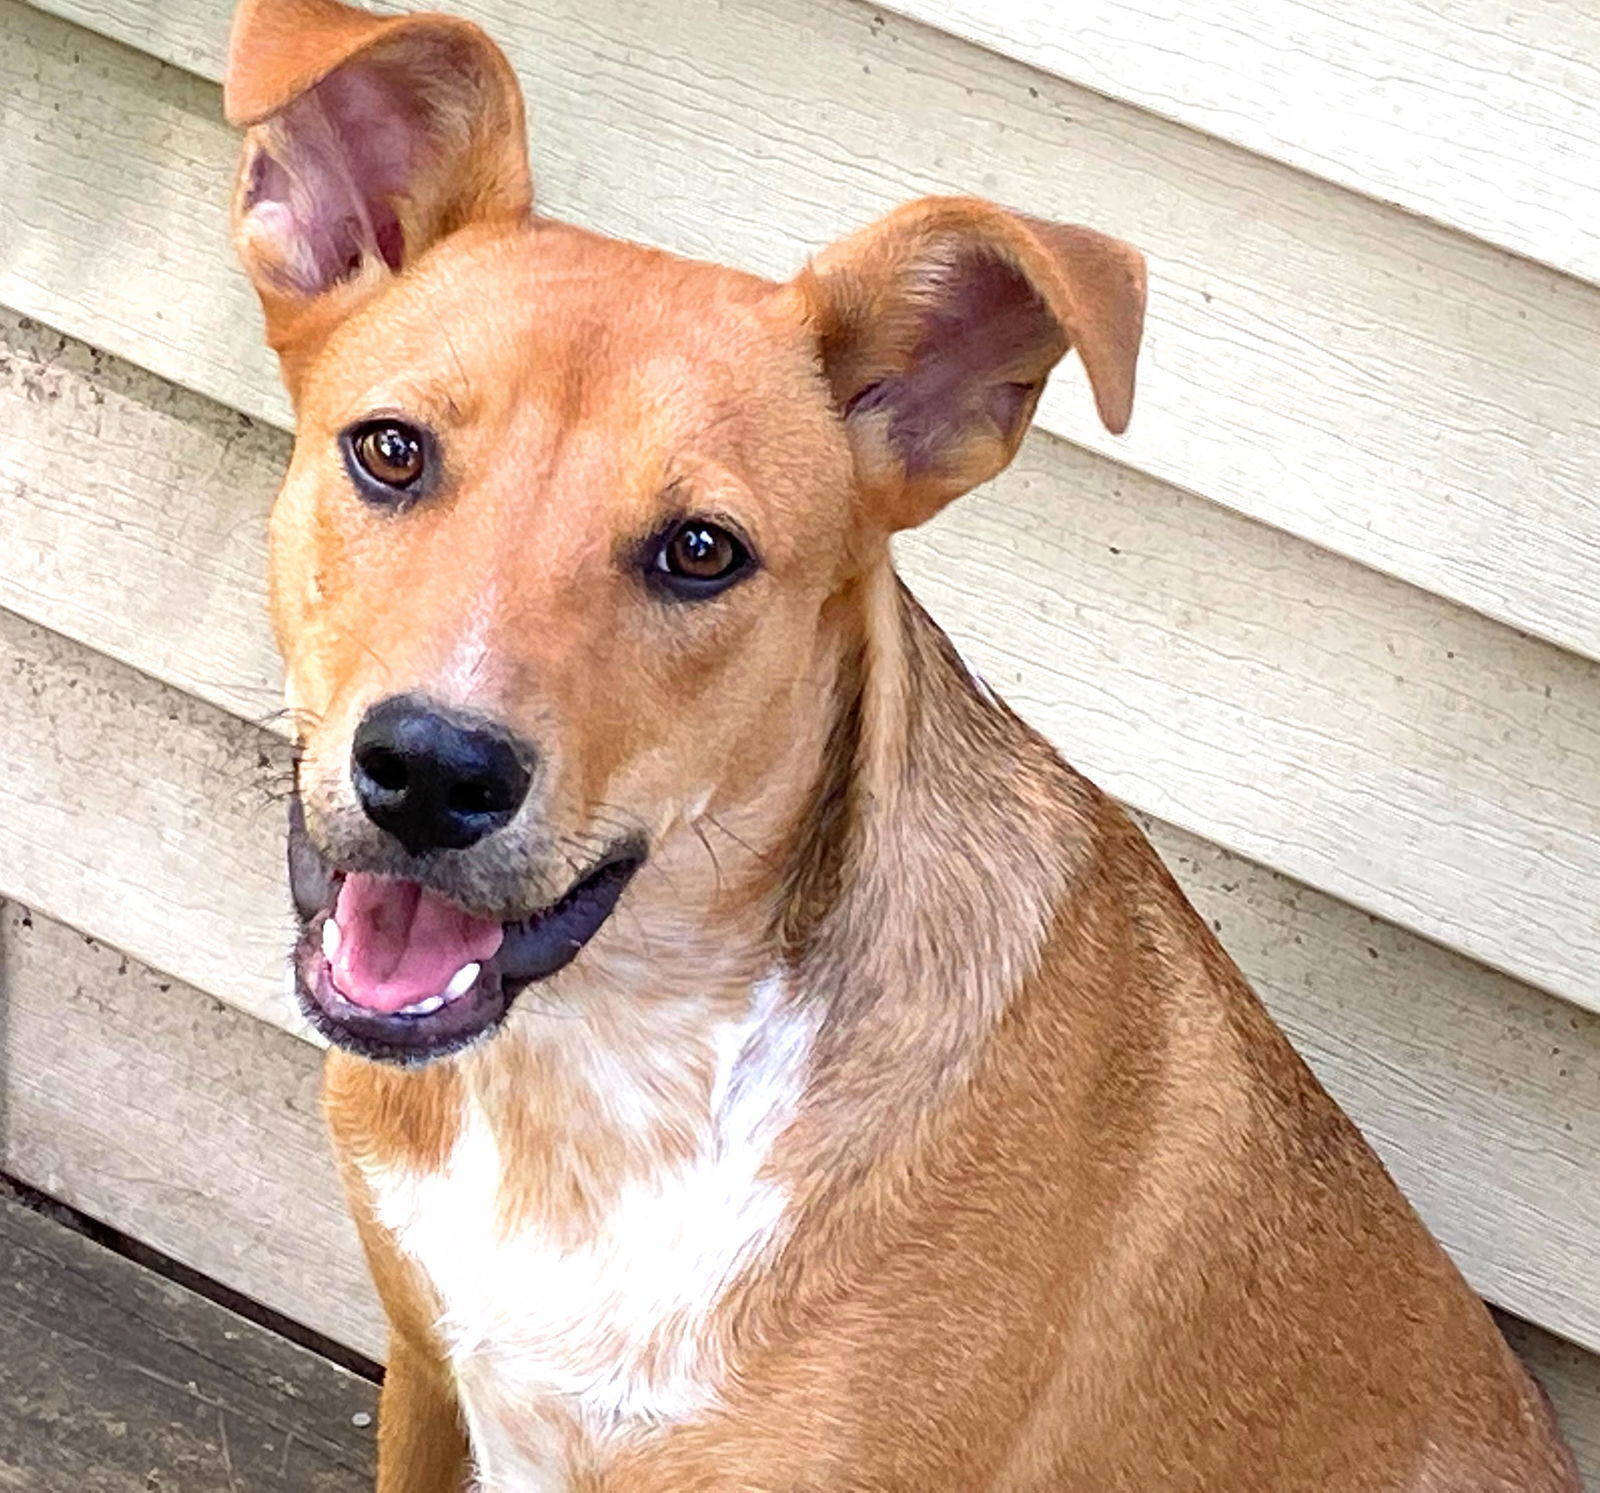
[342,418,432,504]
[667,523,736,578]
[649,520,755,599]
[354,422,422,485]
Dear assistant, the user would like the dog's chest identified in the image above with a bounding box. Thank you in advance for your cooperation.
[364,991,815,1491]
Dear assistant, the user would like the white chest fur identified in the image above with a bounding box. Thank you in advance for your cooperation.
[363,979,817,1492]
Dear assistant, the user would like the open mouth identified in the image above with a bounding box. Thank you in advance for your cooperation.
[287,799,644,1065]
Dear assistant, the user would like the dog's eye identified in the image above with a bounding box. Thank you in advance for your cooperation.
[649,520,755,599]
[342,418,431,502]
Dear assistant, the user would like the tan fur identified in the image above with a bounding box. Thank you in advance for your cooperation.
[226,2,1579,1487]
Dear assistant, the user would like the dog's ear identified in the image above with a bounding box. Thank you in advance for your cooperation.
[225,0,531,382]
[797,197,1146,531]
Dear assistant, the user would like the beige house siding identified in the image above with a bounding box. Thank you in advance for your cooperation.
[2,0,1598,1471]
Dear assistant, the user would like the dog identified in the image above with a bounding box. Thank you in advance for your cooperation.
[224,0,1580,1487]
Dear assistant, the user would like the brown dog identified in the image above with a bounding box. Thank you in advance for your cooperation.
[224,1,1580,1487]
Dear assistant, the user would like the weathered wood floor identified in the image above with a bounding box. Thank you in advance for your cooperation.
[0,1191,377,1491]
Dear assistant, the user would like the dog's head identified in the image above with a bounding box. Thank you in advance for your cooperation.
[227,0,1146,1064]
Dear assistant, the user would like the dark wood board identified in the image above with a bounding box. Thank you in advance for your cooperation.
[0,1192,376,1491]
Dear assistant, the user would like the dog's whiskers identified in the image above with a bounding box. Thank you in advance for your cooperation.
[690,817,726,896]
[702,813,776,868]
[254,703,324,737]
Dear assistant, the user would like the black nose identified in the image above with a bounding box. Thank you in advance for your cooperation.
[351,696,533,855]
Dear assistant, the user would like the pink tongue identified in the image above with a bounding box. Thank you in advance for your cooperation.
[330,874,505,1014]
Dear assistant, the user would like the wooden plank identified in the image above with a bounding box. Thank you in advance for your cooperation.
[0,312,283,726]
[0,607,294,1027]
[10,307,1600,1020]
[874,0,1600,291]
[1,903,383,1358]
[7,893,1600,1481]
[12,0,1600,669]
[4,594,1600,1352]
[0,1190,376,1489]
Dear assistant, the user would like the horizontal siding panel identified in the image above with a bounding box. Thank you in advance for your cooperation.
[12,0,1600,667]
[0,606,295,1029]
[0,315,281,726]
[9,307,1600,1018]
[7,895,1597,1485]
[0,1,270,421]
[1,903,382,1358]
[878,0,1600,289]
[3,604,1598,1351]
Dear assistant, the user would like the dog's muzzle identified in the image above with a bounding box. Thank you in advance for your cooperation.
[286,794,643,1065]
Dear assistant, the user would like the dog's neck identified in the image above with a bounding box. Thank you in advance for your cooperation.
[764,559,1093,1181]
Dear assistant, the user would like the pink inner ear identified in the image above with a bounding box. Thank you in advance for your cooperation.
[861,247,1058,476]
[242,59,432,295]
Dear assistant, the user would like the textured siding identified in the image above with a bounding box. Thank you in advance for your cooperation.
[879,0,1600,286]
[1,0,1597,1470]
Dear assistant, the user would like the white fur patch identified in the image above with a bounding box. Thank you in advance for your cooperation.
[365,975,816,1491]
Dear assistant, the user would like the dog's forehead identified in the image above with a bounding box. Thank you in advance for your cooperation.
[323,223,793,403]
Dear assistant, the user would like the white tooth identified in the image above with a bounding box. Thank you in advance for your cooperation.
[321,918,342,961]
[444,963,480,1001]
[398,995,445,1017]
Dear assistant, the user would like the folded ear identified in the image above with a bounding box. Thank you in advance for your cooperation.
[796,197,1146,531]
[225,0,531,382]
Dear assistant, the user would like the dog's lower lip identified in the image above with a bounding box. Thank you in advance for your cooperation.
[496,853,643,983]
[286,800,644,1064]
